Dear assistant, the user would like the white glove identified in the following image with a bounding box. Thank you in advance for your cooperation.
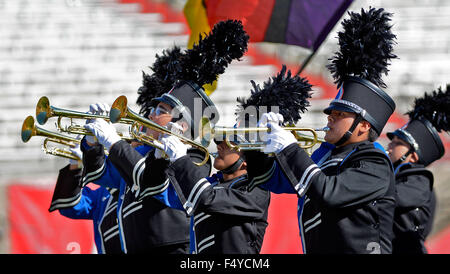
[68,143,83,166]
[154,122,185,159]
[166,122,184,135]
[159,135,189,162]
[153,140,166,159]
[86,102,110,143]
[89,102,110,116]
[262,122,297,154]
[258,112,284,127]
[84,119,121,151]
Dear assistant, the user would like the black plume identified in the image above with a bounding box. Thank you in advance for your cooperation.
[136,20,249,115]
[136,47,183,116]
[237,65,313,125]
[327,7,397,88]
[406,84,450,132]
[177,19,249,86]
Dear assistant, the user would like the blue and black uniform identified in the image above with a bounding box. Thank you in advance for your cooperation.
[392,163,436,253]
[80,139,190,254]
[245,141,396,254]
[49,165,122,254]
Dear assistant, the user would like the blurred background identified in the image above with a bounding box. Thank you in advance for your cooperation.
[1,0,449,253]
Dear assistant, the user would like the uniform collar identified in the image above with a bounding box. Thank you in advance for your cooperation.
[395,162,425,175]
[215,172,248,185]
[331,140,371,157]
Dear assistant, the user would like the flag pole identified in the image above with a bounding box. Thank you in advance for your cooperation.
[296,49,317,75]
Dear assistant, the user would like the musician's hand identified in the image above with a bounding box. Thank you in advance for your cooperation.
[258,112,284,127]
[86,102,110,144]
[84,119,121,151]
[89,102,110,116]
[166,122,185,135]
[68,143,83,169]
[159,135,188,162]
[263,122,296,154]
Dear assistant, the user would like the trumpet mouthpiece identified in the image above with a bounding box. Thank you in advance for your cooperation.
[316,127,330,132]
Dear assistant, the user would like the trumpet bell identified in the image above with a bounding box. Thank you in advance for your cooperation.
[200,117,213,147]
[110,95,128,123]
[36,96,51,125]
[21,116,36,142]
[21,115,81,160]
[110,95,210,166]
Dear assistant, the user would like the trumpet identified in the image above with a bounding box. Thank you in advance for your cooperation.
[109,95,210,166]
[21,115,81,160]
[35,96,134,140]
[200,119,328,152]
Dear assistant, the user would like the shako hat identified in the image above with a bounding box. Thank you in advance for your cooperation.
[151,19,249,140]
[324,7,398,137]
[387,85,450,166]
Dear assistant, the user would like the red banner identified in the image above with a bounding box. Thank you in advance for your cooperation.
[261,193,302,254]
[8,184,94,254]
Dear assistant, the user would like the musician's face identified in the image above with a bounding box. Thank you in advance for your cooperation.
[213,141,243,171]
[386,136,412,163]
[324,110,357,145]
[147,102,173,137]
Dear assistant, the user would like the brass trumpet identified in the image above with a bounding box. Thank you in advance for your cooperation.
[200,119,327,152]
[35,96,134,140]
[21,115,81,160]
[109,95,210,166]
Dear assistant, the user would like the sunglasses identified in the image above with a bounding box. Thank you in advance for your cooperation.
[149,106,171,116]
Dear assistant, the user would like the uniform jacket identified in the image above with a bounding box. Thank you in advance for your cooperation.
[141,149,271,254]
[392,163,436,254]
[49,165,122,254]
[80,139,190,254]
[245,141,396,254]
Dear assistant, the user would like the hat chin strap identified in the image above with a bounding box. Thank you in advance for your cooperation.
[221,157,244,174]
[334,115,363,147]
[393,148,414,169]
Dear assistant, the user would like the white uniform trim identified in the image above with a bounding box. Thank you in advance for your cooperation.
[183,178,211,215]
[49,192,82,212]
[197,234,215,253]
[132,158,146,198]
[82,161,106,185]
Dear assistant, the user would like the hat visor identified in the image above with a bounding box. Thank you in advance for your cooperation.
[214,134,246,145]
[386,131,396,140]
[386,129,415,149]
[151,95,178,109]
[323,103,359,115]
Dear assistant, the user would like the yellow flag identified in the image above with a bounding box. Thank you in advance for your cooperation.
[183,0,218,96]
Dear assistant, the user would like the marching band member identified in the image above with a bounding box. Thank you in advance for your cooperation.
[135,65,312,254]
[386,85,450,253]
[244,7,399,253]
[150,130,270,254]
[81,20,249,253]
[48,105,122,254]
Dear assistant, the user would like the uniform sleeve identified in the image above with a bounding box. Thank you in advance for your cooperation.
[275,143,394,208]
[165,149,212,216]
[395,175,432,208]
[48,165,83,212]
[195,181,270,220]
[151,183,184,210]
[58,187,100,220]
[108,140,170,199]
[244,143,335,195]
[243,150,296,194]
[80,138,121,189]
